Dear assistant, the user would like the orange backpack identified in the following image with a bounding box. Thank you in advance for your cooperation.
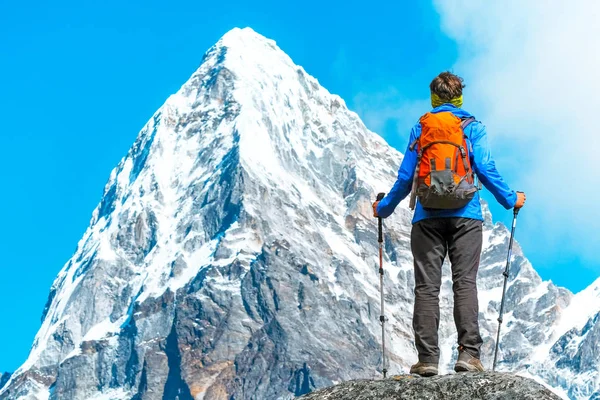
[408,111,478,210]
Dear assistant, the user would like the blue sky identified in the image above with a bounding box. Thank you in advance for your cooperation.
[1,0,598,374]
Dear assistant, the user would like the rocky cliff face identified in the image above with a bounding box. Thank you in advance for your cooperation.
[0,28,598,400]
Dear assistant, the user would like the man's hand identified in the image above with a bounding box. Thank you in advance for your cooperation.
[373,201,380,218]
[515,191,526,209]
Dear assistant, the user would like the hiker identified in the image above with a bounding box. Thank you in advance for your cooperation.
[372,72,526,377]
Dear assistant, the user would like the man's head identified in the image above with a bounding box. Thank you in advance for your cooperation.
[430,72,465,108]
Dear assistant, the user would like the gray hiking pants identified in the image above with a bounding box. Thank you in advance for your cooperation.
[411,217,483,364]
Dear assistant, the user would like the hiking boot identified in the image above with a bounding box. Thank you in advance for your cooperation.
[410,362,438,377]
[454,350,484,372]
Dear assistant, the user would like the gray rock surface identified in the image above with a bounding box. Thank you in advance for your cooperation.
[298,373,561,400]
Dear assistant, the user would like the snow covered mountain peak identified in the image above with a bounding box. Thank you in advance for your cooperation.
[215,27,314,88]
[1,29,599,400]
[217,27,292,69]
[2,28,401,400]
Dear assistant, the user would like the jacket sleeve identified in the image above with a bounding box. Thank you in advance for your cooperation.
[376,125,419,218]
[469,122,517,209]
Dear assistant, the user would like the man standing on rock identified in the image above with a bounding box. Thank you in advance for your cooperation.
[372,72,526,376]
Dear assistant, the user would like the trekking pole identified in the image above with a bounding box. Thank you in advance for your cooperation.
[492,200,521,371]
[376,192,388,378]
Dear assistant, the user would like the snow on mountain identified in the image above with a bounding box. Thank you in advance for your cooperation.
[0,27,598,400]
[527,278,600,399]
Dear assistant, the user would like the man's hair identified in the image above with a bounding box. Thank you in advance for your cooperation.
[430,72,465,100]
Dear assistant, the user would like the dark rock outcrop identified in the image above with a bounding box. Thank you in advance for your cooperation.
[0,374,11,391]
[297,373,561,400]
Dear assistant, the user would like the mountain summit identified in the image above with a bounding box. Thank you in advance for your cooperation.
[1,28,598,400]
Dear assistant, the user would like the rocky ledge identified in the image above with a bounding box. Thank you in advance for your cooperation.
[297,372,562,400]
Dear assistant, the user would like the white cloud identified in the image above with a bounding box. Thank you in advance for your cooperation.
[434,1,600,270]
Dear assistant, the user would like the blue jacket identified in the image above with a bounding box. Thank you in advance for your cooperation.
[376,104,517,223]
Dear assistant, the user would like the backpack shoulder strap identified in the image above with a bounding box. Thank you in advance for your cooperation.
[409,137,419,152]
[409,114,429,152]
[460,116,479,187]
[460,116,476,131]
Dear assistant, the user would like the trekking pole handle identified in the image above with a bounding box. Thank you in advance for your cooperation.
[513,191,524,216]
[376,193,385,243]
